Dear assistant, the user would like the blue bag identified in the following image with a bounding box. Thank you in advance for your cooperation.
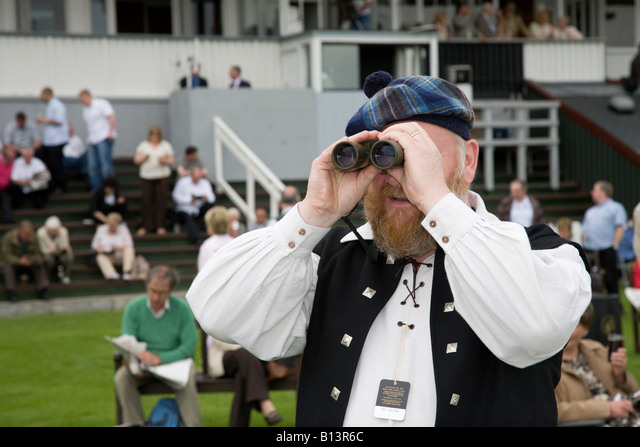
[146,398,184,427]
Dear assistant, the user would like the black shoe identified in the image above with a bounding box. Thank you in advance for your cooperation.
[38,289,50,301]
[8,291,18,302]
[264,410,282,426]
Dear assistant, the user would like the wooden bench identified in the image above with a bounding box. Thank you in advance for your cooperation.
[113,328,300,425]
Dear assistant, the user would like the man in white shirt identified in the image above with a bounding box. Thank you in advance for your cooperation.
[186,71,591,426]
[62,125,88,179]
[8,147,50,209]
[495,179,544,226]
[171,166,215,244]
[36,87,69,193]
[3,112,41,153]
[78,89,117,191]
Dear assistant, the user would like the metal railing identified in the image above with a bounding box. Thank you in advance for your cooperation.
[212,116,285,225]
[472,99,561,191]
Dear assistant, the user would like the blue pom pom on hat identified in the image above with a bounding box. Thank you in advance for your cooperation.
[345,71,475,140]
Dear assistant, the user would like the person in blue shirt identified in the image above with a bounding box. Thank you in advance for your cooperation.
[36,87,69,193]
[582,180,628,294]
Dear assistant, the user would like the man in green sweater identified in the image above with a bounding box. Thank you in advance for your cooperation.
[114,265,202,426]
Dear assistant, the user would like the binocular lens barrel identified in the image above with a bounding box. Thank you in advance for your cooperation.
[370,140,404,170]
[332,140,404,171]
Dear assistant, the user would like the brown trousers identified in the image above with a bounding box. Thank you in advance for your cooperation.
[222,348,271,427]
[3,263,49,291]
[139,177,168,232]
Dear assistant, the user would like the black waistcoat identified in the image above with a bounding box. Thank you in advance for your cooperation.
[295,223,588,427]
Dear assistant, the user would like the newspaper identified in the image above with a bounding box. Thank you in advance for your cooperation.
[106,334,193,390]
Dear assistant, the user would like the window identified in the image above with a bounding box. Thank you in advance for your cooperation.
[30,0,65,33]
[91,0,108,35]
[191,0,222,35]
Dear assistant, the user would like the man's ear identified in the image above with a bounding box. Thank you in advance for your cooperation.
[463,139,479,185]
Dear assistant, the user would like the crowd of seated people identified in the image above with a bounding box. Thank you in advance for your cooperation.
[0,115,220,297]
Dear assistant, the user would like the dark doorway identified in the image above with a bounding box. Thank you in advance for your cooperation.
[359,45,395,87]
[116,0,172,34]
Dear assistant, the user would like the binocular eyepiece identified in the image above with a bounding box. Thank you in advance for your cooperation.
[332,140,404,171]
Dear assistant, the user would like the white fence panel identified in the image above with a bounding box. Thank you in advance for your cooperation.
[0,35,282,98]
[523,40,606,83]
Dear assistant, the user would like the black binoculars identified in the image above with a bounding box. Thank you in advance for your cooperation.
[332,140,404,171]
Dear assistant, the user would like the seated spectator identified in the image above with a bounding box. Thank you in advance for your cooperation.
[247,206,275,232]
[0,146,16,223]
[2,220,49,302]
[8,147,50,209]
[91,212,135,280]
[529,9,553,40]
[176,146,209,179]
[36,215,74,284]
[495,179,544,226]
[227,207,246,237]
[133,125,174,236]
[278,185,302,219]
[197,206,233,271]
[3,111,41,154]
[171,166,215,244]
[113,265,202,427]
[551,16,583,40]
[556,303,640,426]
[62,125,88,181]
[556,217,574,241]
[89,177,128,225]
[196,210,283,426]
[205,337,283,426]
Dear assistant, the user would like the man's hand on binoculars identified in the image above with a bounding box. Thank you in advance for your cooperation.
[299,131,380,228]
[378,123,451,215]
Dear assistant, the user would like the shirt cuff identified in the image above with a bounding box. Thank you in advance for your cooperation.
[272,204,331,255]
[422,193,480,252]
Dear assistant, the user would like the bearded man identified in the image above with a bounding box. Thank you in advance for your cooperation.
[186,72,592,427]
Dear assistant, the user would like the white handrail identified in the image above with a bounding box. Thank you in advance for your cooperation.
[213,116,286,225]
[471,100,561,191]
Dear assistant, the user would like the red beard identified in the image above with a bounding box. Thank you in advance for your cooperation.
[363,171,468,261]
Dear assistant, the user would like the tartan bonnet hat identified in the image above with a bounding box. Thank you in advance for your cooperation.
[345,71,475,140]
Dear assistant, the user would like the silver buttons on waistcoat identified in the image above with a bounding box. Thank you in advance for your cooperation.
[446,342,458,354]
[341,334,353,347]
[331,387,341,401]
[450,393,460,406]
[362,287,376,299]
[444,302,455,312]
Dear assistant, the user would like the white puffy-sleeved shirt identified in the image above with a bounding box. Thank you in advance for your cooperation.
[187,191,592,426]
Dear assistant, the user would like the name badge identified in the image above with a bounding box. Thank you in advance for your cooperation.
[373,379,411,421]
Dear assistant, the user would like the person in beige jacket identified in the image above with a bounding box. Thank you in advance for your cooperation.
[36,215,74,284]
[556,302,639,425]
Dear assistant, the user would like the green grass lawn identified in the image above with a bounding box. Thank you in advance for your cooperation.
[1,291,640,427]
[0,310,296,427]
